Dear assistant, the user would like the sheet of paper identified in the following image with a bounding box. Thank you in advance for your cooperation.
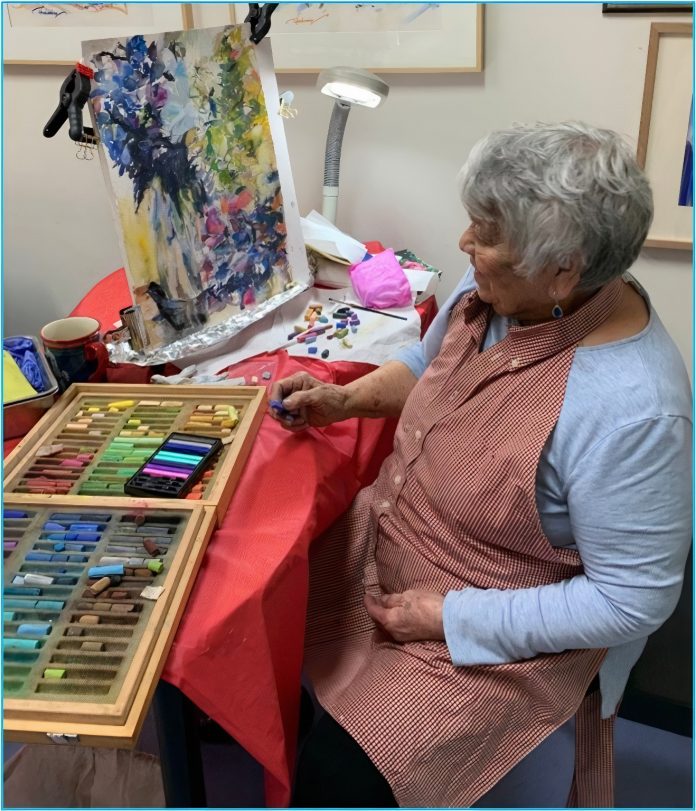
[300,210,367,264]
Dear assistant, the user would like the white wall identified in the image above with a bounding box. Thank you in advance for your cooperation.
[4,3,692,372]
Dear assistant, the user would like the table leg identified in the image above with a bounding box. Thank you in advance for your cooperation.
[154,680,207,808]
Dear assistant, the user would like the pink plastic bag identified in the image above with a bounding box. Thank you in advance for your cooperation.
[349,249,412,309]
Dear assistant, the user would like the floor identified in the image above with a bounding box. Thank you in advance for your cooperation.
[4,707,693,808]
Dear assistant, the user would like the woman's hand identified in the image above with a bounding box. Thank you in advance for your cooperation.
[363,590,445,642]
[268,372,351,432]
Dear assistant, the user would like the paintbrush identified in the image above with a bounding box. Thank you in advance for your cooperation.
[328,298,409,322]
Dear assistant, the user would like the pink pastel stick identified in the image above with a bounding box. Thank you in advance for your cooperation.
[143,465,188,480]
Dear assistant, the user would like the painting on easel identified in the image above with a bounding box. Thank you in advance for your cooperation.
[83,25,309,356]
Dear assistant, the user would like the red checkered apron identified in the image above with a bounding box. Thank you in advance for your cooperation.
[305,278,624,808]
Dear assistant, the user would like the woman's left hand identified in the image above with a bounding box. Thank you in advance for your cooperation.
[363,590,445,642]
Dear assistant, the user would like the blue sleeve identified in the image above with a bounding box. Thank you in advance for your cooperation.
[442,416,693,664]
[392,265,476,379]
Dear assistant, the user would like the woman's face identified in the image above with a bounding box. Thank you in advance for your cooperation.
[459,220,561,322]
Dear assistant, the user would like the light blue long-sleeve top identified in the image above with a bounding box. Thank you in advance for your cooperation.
[394,266,692,717]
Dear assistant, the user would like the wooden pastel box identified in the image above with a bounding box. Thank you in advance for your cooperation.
[4,384,266,524]
[3,498,217,747]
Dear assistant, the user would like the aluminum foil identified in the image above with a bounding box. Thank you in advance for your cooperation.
[107,283,309,366]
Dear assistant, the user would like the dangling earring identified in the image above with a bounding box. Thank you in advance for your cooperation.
[551,292,563,319]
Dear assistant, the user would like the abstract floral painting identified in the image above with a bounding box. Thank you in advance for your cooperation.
[678,96,693,208]
[84,25,306,352]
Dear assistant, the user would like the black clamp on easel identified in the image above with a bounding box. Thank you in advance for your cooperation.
[245,2,279,44]
[44,62,97,144]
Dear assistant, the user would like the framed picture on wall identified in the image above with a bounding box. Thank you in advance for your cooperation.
[602,3,692,13]
[229,3,483,73]
[637,22,693,249]
[3,3,193,65]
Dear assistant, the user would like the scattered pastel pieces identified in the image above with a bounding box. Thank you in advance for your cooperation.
[341,339,353,349]
[262,371,272,380]
[321,350,330,359]
[308,346,318,354]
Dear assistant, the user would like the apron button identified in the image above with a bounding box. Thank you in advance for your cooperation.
[415,430,422,440]
[394,475,402,485]
[381,500,391,510]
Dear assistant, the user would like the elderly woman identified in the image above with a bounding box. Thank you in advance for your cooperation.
[269,122,692,808]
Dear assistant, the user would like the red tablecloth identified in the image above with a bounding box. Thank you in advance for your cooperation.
[11,263,437,805]
[162,351,398,805]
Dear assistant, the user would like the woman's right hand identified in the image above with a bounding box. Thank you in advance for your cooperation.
[268,372,351,431]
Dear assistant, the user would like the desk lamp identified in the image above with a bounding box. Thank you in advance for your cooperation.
[317,66,389,223]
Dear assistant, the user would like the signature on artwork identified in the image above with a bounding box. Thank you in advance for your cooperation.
[31,5,66,17]
[22,2,128,17]
[286,13,329,26]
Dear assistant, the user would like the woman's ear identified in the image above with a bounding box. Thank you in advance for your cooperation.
[551,264,582,300]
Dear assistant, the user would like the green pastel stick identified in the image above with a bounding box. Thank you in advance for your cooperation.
[43,668,66,679]
[4,611,16,622]
[147,559,164,574]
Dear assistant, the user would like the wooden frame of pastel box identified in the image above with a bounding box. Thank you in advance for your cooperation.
[4,497,217,747]
[4,383,267,524]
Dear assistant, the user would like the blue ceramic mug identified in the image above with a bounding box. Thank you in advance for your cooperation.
[40,317,108,392]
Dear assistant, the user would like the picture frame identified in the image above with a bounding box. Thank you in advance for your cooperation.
[3,3,193,65]
[602,3,692,13]
[637,22,693,250]
[229,3,483,73]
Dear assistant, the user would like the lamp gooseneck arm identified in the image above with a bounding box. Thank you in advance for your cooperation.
[322,100,351,223]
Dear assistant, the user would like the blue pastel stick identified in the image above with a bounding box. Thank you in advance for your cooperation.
[35,600,64,611]
[88,564,124,578]
[43,522,66,531]
[4,638,41,650]
[65,543,85,552]
[48,533,100,542]
[269,399,296,420]
[165,442,208,455]
[53,542,66,552]
[17,623,52,636]
[5,599,38,609]
[4,587,41,596]
[4,510,28,519]
[165,438,213,450]
[26,552,53,561]
[68,523,100,531]
[50,513,111,521]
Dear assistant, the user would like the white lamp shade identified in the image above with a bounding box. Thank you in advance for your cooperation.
[317,67,389,109]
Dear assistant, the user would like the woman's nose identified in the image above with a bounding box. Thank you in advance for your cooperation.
[459,225,475,256]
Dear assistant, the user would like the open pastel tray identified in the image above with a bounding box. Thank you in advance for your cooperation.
[3,498,217,747]
[4,383,266,524]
